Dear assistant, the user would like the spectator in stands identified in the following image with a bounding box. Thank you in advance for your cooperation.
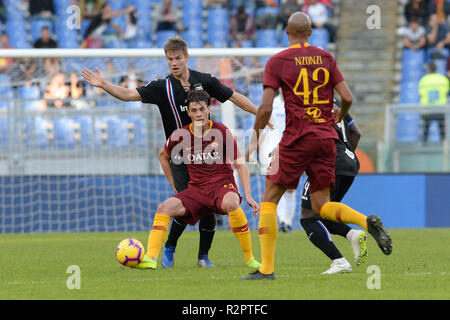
[29,0,55,20]
[304,0,333,8]
[418,61,449,142]
[0,33,14,73]
[152,0,185,32]
[206,0,229,8]
[404,0,430,26]
[33,27,58,49]
[69,71,90,109]
[13,58,37,85]
[425,13,450,55]
[119,63,145,89]
[104,60,121,84]
[230,5,256,43]
[0,0,6,24]
[82,3,135,48]
[402,17,427,51]
[228,0,252,10]
[44,73,70,108]
[304,0,336,43]
[80,0,106,21]
[123,5,138,44]
[277,0,303,30]
[33,27,60,78]
[255,1,279,30]
[427,0,450,23]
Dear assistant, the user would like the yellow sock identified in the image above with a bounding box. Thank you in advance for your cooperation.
[258,202,278,275]
[228,207,253,263]
[320,202,368,230]
[146,213,171,260]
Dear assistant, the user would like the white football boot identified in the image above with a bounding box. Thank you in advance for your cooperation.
[321,257,352,274]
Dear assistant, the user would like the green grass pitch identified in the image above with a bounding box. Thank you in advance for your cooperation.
[1,228,448,300]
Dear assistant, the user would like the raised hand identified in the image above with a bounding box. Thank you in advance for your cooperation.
[246,197,260,216]
[81,66,105,88]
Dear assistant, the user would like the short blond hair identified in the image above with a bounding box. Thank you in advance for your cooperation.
[163,37,188,55]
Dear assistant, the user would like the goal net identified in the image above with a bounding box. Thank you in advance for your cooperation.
[0,48,308,233]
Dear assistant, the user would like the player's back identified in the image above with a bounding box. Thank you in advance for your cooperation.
[264,43,344,145]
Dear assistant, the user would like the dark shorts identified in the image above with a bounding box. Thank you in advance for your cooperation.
[172,180,242,225]
[170,162,190,192]
[267,137,336,193]
[301,175,356,210]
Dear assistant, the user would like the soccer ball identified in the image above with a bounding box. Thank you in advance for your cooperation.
[115,238,145,267]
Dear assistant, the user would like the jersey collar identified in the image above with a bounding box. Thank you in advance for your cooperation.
[289,43,310,48]
[189,120,213,137]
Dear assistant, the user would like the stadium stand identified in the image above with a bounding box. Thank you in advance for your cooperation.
[0,0,335,149]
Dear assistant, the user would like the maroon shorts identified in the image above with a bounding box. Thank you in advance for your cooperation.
[172,180,242,225]
[267,137,336,193]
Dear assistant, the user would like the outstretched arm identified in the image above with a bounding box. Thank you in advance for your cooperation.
[81,67,142,101]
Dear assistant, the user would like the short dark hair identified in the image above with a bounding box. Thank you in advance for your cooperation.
[164,37,188,55]
[427,61,437,73]
[186,90,211,108]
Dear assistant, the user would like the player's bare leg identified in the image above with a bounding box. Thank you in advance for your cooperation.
[221,192,261,270]
[311,188,392,256]
[135,197,186,270]
[240,179,285,280]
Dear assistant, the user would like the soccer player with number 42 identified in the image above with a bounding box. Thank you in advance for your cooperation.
[242,12,393,280]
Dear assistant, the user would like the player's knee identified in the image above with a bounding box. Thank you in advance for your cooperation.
[311,199,327,216]
[156,202,169,214]
[221,197,240,213]
[301,207,317,219]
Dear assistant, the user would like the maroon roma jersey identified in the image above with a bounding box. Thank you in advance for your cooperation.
[263,43,345,145]
[164,121,240,188]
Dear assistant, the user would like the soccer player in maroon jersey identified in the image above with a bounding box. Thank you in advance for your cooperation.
[134,90,261,270]
[241,12,392,280]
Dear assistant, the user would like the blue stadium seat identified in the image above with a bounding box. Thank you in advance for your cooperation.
[74,116,93,147]
[240,115,254,131]
[207,26,228,47]
[207,8,229,31]
[0,74,13,109]
[53,0,73,15]
[255,6,279,18]
[127,116,147,147]
[104,38,128,49]
[280,31,289,47]
[24,117,50,148]
[54,118,76,148]
[396,112,420,143]
[18,85,41,111]
[182,30,203,48]
[249,82,263,105]
[434,59,447,76]
[255,29,278,48]
[0,118,8,148]
[5,19,29,48]
[309,28,329,49]
[103,116,129,147]
[156,30,178,47]
[402,49,425,68]
[427,120,441,142]
[402,67,423,82]
[399,80,420,104]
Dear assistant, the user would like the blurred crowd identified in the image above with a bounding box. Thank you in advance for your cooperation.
[0,0,338,111]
